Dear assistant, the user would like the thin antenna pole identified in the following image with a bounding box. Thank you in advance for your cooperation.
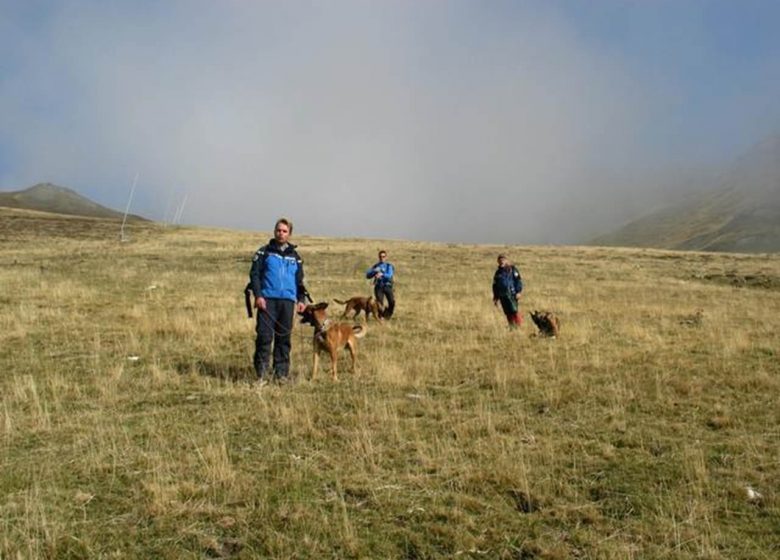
[174,193,188,225]
[162,186,176,227]
[120,172,139,241]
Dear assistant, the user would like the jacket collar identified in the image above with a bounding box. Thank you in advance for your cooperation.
[267,239,297,254]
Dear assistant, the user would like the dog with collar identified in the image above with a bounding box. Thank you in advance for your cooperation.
[298,302,367,381]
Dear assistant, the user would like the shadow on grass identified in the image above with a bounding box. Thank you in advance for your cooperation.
[175,359,254,383]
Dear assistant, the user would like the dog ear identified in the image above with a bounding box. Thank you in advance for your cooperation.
[314,302,328,310]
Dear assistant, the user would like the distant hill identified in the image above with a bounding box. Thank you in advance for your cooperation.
[0,183,148,221]
[592,135,780,253]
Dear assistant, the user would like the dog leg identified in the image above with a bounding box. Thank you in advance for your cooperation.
[347,340,357,374]
[311,346,319,380]
[329,349,339,381]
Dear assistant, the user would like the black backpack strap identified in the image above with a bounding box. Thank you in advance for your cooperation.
[244,282,253,318]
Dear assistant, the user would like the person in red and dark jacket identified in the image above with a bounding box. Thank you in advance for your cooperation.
[492,254,523,329]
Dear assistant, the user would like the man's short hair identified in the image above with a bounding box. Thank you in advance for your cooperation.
[275,218,293,234]
[378,250,387,257]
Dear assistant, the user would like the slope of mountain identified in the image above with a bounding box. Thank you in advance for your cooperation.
[591,135,780,253]
[0,183,148,221]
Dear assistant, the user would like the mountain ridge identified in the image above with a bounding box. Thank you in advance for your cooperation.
[0,182,148,222]
[591,135,780,253]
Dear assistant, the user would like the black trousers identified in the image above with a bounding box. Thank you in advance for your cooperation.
[374,283,395,319]
[254,298,295,378]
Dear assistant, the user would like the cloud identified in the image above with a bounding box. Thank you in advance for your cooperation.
[1,1,778,243]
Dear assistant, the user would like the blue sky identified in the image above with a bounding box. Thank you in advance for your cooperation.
[1,0,778,243]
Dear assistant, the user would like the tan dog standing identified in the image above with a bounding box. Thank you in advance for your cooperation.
[298,302,367,380]
[333,296,384,322]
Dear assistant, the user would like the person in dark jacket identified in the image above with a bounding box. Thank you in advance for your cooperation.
[249,218,307,383]
[492,254,523,329]
[366,250,395,319]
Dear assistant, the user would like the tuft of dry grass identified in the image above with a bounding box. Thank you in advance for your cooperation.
[1,208,779,558]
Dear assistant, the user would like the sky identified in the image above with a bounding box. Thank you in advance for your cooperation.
[1,0,779,244]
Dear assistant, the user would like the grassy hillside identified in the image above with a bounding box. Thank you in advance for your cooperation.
[592,136,780,253]
[1,207,779,558]
[0,182,148,222]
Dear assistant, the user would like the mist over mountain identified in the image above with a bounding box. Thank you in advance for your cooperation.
[0,183,148,222]
[591,135,780,253]
[2,3,779,245]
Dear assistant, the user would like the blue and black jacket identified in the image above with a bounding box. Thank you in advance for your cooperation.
[366,261,394,286]
[492,265,522,300]
[250,239,306,303]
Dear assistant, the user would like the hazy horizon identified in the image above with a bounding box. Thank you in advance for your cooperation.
[2,1,779,244]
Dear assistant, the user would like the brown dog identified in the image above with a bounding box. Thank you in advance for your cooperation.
[530,310,560,338]
[298,302,367,380]
[333,296,384,322]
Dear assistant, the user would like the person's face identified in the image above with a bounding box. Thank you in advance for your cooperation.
[498,257,507,267]
[274,222,291,244]
[378,252,387,261]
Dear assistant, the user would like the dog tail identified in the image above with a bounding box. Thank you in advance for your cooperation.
[352,324,367,338]
[333,299,347,304]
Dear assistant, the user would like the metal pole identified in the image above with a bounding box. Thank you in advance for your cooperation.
[120,172,138,241]
[174,193,188,225]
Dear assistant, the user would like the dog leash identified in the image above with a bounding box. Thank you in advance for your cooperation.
[244,279,313,379]
[254,305,309,378]
[254,309,298,337]
[315,318,333,335]
[245,283,313,320]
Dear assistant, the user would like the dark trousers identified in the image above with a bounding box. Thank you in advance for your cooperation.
[254,298,295,378]
[499,296,522,328]
[374,283,395,319]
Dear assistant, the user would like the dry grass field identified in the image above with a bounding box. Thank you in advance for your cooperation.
[1,206,779,559]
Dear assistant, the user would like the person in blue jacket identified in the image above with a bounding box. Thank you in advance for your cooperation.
[366,249,395,319]
[492,254,523,329]
[249,218,307,383]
